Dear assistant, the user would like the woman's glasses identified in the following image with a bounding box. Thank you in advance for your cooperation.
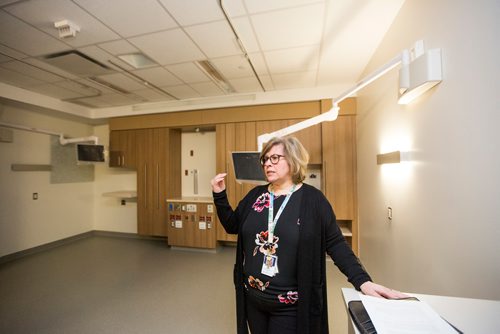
[260,154,285,165]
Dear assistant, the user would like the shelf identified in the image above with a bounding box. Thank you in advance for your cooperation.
[340,226,352,237]
[102,191,137,199]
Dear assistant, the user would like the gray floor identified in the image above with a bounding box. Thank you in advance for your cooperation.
[0,236,351,333]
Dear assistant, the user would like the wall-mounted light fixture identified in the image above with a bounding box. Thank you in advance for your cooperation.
[398,45,442,104]
[377,151,401,165]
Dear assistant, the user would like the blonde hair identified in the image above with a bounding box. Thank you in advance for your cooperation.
[260,136,309,184]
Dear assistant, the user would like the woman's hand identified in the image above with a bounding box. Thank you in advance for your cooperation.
[211,173,227,193]
[360,281,408,299]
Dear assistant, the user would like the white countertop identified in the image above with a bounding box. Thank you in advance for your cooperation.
[166,196,213,203]
[342,287,500,333]
[102,191,137,198]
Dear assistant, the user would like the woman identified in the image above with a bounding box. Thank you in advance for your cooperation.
[211,136,404,334]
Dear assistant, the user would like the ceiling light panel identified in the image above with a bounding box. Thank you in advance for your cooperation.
[73,0,178,37]
[118,53,157,69]
[128,29,205,65]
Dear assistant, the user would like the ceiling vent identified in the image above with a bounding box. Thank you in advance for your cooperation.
[42,50,115,76]
[54,20,80,39]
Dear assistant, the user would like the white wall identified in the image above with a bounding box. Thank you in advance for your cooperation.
[356,0,500,300]
[0,104,95,257]
[181,131,216,197]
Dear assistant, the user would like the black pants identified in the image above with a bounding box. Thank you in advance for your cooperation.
[245,290,297,334]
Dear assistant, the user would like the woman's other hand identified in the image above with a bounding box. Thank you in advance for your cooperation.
[360,281,408,299]
[211,173,227,193]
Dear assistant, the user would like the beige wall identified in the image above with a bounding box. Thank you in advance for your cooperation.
[0,104,95,257]
[92,124,137,233]
[356,0,500,300]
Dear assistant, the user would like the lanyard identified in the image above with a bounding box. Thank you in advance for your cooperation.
[267,184,296,243]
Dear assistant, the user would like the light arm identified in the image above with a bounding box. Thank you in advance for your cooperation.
[257,50,409,151]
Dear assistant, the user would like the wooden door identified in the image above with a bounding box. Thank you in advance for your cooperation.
[136,129,154,236]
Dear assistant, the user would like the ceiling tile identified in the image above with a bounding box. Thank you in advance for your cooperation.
[0,44,28,60]
[4,0,120,47]
[162,84,200,100]
[96,93,144,106]
[231,17,260,53]
[250,3,324,50]
[243,0,324,14]
[74,0,177,37]
[132,67,182,87]
[1,60,63,83]
[247,52,269,75]
[132,88,174,102]
[28,83,83,99]
[0,66,45,87]
[264,45,319,73]
[128,29,205,65]
[0,11,70,57]
[72,95,113,108]
[165,62,209,83]
[96,73,146,91]
[75,78,120,95]
[185,21,241,58]
[272,71,317,90]
[23,58,79,80]
[77,45,121,71]
[53,80,101,97]
[190,81,224,97]
[211,55,254,79]
[158,0,225,26]
[228,76,264,93]
[98,40,138,56]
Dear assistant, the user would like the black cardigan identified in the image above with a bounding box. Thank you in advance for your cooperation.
[213,183,371,334]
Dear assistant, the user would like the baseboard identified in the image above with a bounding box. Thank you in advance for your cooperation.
[0,230,167,265]
[0,231,93,265]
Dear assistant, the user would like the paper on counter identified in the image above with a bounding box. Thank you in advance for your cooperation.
[359,293,458,334]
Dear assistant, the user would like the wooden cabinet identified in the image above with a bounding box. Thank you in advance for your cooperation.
[215,122,257,242]
[322,115,358,254]
[109,130,136,168]
[136,128,181,237]
[167,199,216,249]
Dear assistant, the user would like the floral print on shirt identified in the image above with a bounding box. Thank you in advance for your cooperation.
[248,191,299,304]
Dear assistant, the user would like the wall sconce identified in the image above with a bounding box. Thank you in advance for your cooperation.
[377,151,401,165]
[398,48,442,104]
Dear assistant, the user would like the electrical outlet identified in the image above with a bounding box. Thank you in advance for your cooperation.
[32,193,38,200]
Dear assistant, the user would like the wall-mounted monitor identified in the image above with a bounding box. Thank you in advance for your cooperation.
[76,144,105,163]
[231,151,267,184]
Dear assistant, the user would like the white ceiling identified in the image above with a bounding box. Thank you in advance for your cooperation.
[0,0,405,118]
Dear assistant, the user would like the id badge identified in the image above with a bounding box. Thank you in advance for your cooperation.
[261,254,279,277]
